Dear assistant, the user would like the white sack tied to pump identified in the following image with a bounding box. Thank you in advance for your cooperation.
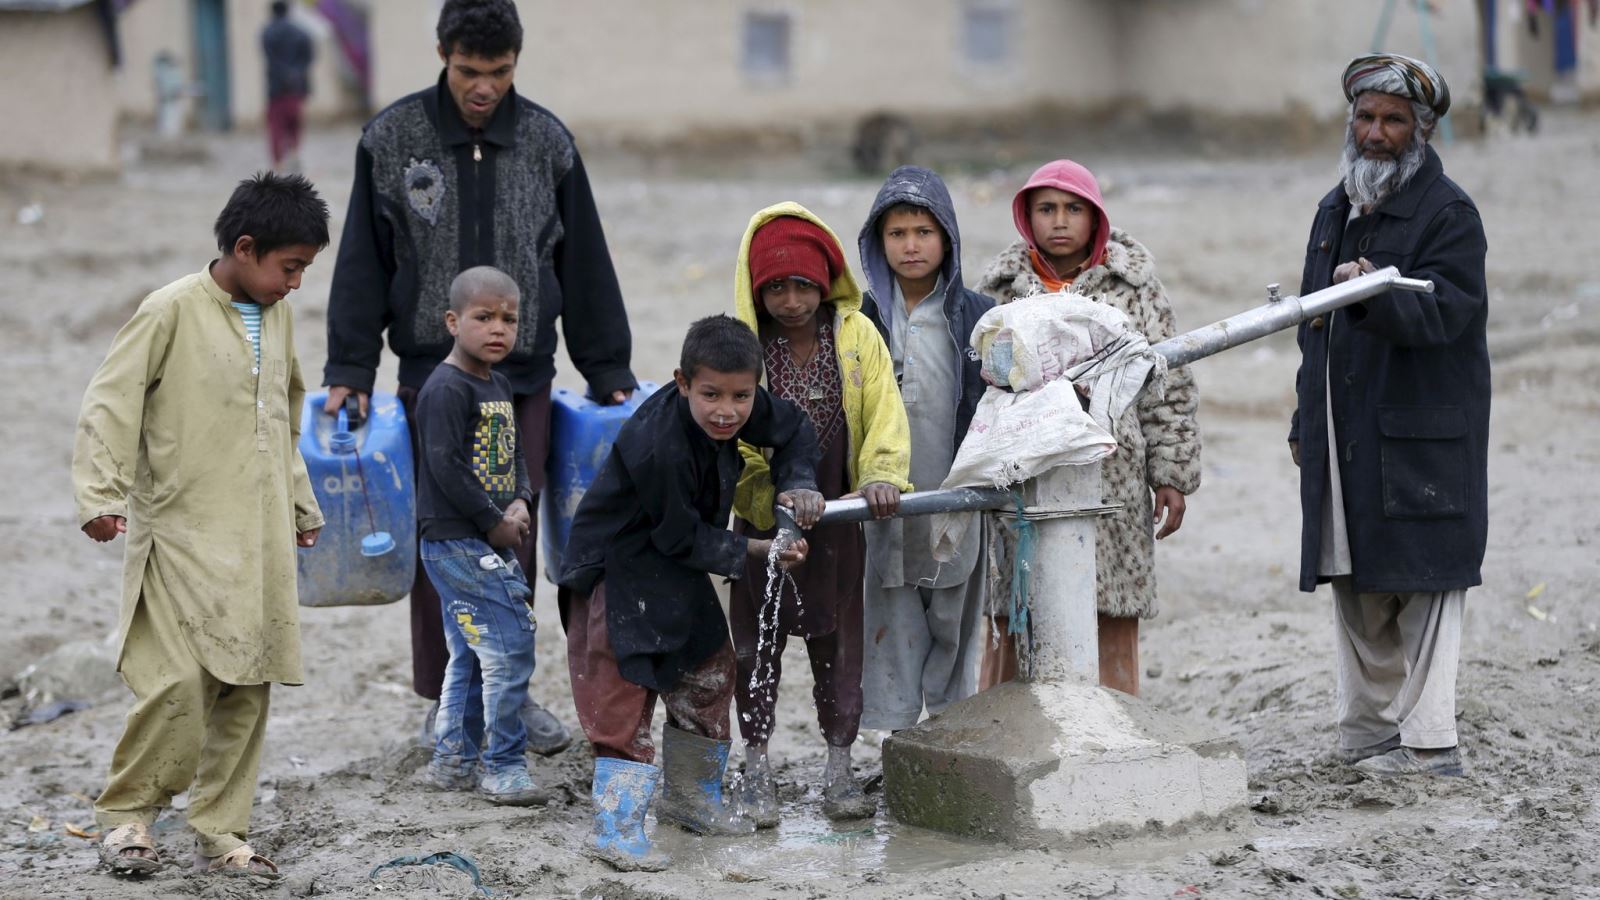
[931,291,1167,562]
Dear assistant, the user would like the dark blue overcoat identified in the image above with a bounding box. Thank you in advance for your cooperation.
[1290,145,1490,594]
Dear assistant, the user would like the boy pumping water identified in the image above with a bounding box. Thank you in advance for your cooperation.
[558,315,823,869]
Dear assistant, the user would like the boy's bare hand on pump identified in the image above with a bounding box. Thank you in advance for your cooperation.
[842,482,901,519]
[82,515,126,543]
[777,489,825,528]
[296,528,321,548]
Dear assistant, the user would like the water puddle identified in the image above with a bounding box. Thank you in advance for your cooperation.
[1250,797,1504,854]
[652,803,997,880]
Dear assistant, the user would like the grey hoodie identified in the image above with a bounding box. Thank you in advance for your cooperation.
[857,166,993,446]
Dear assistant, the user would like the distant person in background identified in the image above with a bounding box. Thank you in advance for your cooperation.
[1288,55,1487,778]
[152,50,189,139]
[262,0,313,171]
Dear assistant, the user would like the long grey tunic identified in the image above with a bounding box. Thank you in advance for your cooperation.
[866,276,979,588]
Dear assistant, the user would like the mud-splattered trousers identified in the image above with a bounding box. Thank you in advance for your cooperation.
[422,538,538,773]
[566,581,736,762]
[732,544,870,746]
[94,594,271,859]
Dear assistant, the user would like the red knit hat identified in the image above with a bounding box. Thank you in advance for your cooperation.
[749,216,844,291]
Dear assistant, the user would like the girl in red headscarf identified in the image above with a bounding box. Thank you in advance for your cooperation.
[975,159,1202,696]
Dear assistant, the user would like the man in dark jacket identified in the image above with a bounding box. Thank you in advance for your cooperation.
[1289,54,1488,778]
[855,165,994,731]
[324,0,637,752]
[261,0,313,170]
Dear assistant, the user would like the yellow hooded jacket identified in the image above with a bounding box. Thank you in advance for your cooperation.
[732,202,913,530]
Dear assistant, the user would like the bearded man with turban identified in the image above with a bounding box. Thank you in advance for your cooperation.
[1287,54,1488,778]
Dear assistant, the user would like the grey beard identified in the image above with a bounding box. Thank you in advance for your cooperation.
[1339,128,1427,211]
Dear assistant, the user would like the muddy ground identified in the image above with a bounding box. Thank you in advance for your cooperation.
[1,110,1598,899]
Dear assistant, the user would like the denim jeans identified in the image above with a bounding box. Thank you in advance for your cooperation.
[421,538,537,774]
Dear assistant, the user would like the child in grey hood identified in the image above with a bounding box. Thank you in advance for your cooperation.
[856,166,994,731]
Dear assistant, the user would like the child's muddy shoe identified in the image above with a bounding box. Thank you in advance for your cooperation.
[588,758,669,872]
[737,768,781,829]
[519,697,574,757]
[820,743,876,820]
[656,726,755,835]
[194,843,280,880]
[821,774,876,821]
[420,758,477,792]
[477,766,549,806]
[98,823,161,876]
[586,837,670,873]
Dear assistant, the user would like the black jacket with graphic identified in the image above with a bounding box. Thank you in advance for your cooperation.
[414,363,533,542]
[326,73,636,398]
[558,384,818,692]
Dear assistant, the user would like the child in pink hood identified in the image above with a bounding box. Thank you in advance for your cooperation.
[975,159,1202,695]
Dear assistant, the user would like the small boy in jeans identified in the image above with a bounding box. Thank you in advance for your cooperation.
[559,315,823,870]
[414,266,545,806]
[74,172,328,878]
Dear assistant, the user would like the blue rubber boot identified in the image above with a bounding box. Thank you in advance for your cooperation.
[585,758,669,872]
[656,725,755,835]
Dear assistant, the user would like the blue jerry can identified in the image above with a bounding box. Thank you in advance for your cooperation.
[540,382,657,583]
[296,391,416,606]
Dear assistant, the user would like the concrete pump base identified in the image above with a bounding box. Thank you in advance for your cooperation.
[883,680,1247,845]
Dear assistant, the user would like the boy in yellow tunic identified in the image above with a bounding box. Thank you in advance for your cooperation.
[73,172,330,879]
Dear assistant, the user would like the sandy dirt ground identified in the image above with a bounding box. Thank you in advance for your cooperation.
[1,110,1598,900]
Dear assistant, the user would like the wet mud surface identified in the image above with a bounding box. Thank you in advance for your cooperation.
[2,114,1599,897]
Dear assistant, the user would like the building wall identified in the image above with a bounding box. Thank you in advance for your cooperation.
[370,0,1121,139]
[107,0,1492,141]
[1117,0,1482,120]
[0,8,118,172]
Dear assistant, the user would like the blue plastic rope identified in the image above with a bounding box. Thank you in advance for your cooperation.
[369,851,490,896]
[1009,490,1034,635]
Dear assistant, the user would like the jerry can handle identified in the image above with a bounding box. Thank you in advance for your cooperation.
[342,394,366,430]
